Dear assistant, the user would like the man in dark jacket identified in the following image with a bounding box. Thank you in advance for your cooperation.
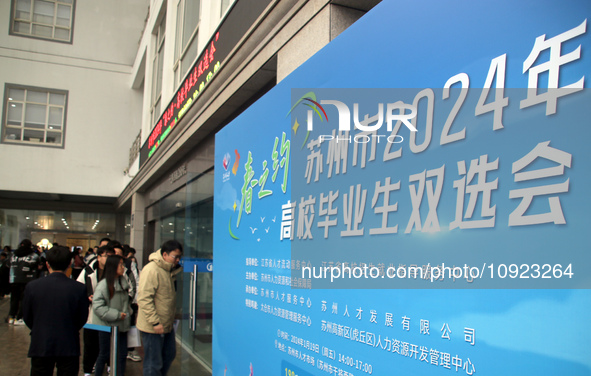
[23,246,89,376]
[8,239,39,325]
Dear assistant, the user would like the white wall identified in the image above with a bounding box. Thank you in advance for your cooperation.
[0,1,149,65]
[0,0,149,197]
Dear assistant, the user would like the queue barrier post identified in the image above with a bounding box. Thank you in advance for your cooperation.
[110,325,118,375]
[83,323,119,374]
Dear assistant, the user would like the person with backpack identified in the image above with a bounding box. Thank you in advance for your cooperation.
[8,239,39,325]
[92,255,132,376]
[76,245,115,376]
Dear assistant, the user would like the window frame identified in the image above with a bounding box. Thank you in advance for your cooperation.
[9,0,76,44]
[173,0,201,87]
[151,16,166,128]
[1,83,68,149]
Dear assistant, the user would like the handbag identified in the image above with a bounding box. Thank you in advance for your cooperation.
[127,326,141,348]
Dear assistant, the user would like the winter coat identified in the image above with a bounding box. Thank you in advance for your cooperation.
[23,272,89,357]
[77,260,102,324]
[92,277,132,333]
[84,253,97,265]
[136,250,177,334]
[9,245,39,284]
[125,257,140,304]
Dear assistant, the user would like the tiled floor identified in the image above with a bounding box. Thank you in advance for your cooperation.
[0,297,211,376]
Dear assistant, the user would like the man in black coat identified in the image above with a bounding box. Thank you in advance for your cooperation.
[23,246,89,376]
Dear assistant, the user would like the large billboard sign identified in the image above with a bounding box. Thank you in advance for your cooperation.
[214,0,590,374]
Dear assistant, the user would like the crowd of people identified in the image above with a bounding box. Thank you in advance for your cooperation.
[1,238,183,376]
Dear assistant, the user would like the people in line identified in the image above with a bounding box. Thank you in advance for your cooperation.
[110,240,141,361]
[4,237,187,375]
[124,246,140,287]
[137,240,183,376]
[108,241,137,304]
[78,239,110,281]
[124,245,142,362]
[22,246,89,376]
[92,255,132,376]
[37,247,49,278]
[2,245,11,259]
[77,238,142,374]
[8,239,39,325]
[71,247,86,281]
[77,245,116,376]
[124,247,138,266]
[85,247,97,264]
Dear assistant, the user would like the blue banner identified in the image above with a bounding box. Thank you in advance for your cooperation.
[214,0,591,374]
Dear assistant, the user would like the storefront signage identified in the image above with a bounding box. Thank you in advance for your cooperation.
[181,258,213,273]
[169,164,187,184]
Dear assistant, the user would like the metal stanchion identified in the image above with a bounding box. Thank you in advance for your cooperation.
[110,325,118,375]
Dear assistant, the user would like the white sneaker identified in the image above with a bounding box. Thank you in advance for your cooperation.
[84,374,91,376]
[7,318,15,325]
[127,351,142,362]
[14,319,25,326]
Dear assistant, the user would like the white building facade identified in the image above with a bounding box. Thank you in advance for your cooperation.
[0,0,378,371]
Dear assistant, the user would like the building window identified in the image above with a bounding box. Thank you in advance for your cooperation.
[10,0,75,43]
[2,84,67,147]
[174,0,201,86]
[151,16,166,127]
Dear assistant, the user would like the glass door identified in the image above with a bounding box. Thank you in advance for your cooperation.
[179,200,213,366]
[177,170,214,372]
[147,169,213,374]
[152,188,191,374]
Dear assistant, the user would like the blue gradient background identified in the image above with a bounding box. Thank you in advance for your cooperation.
[214,0,591,374]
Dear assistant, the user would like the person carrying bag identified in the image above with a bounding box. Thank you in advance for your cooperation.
[92,255,131,376]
